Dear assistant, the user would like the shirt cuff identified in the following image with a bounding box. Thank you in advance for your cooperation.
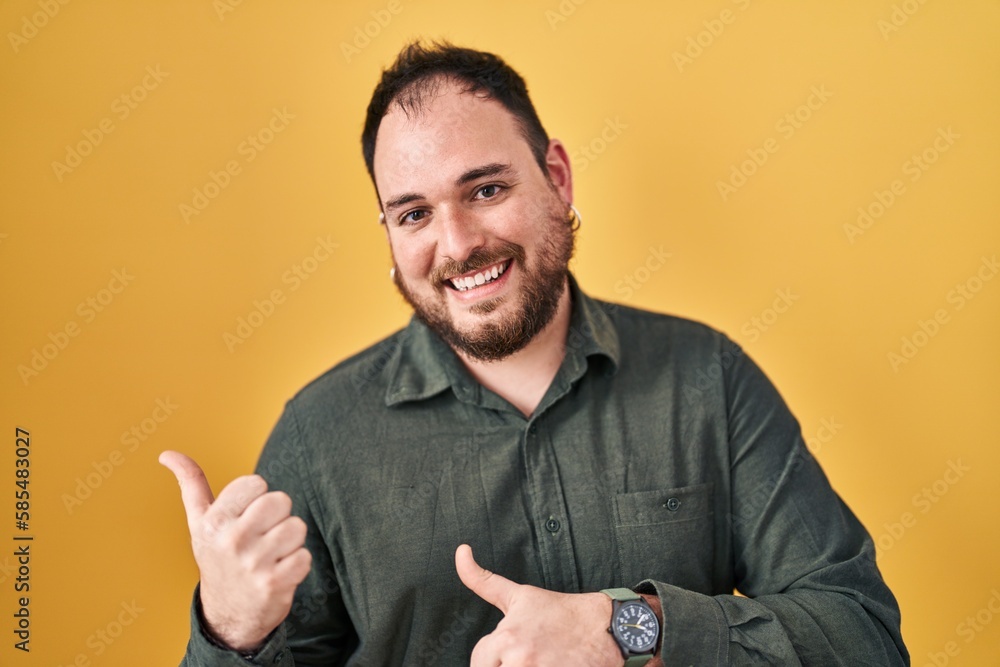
[186,582,294,666]
[634,579,729,665]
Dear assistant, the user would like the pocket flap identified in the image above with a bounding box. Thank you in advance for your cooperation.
[613,482,714,527]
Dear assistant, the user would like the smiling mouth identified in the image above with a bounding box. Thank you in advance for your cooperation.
[445,260,511,292]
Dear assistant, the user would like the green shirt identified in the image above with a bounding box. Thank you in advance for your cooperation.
[181,276,907,665]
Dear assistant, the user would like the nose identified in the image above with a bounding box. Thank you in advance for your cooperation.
[436,205,487,263]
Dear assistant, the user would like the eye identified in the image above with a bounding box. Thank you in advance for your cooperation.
[474,183,505,200]
[399,209,428,226]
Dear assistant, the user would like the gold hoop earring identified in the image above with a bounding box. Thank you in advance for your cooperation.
[569,204,582,231]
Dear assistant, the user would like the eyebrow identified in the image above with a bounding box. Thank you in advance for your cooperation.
[383,162,514,214]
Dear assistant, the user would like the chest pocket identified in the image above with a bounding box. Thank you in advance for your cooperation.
[612,482,714,592]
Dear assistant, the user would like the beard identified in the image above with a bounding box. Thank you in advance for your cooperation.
[392,194,576,363]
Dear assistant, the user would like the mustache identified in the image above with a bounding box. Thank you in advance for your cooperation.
[430,241,525,284]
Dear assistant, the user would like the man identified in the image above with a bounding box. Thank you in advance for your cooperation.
[162,41,909,665]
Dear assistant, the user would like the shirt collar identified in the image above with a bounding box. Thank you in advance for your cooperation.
[384,273,621,407]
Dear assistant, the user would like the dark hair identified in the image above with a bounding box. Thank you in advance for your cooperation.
[361,40,550,198]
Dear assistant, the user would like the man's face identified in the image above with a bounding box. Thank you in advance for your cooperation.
[372,78,575,361]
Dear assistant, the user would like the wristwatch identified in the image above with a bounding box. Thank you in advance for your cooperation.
[601,588,660,666]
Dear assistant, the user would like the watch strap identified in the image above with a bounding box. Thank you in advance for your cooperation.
[603,588,659,667]
[601,587,641,602]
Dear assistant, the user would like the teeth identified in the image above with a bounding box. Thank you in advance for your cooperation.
[449,261,508,292]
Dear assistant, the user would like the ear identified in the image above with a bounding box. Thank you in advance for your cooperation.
[543,138,574,207]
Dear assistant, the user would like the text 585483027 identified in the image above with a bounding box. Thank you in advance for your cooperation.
[15,428,30,530]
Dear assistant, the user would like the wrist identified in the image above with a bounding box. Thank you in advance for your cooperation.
[601,588,661,666]
[591,592,625,666]
[196,587,268,656]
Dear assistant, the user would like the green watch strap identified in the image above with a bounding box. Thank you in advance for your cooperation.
[603,588,657,667]
[624,655,652,667]
[601,587,641,602]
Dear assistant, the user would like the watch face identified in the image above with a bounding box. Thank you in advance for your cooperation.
[611,601,659,653]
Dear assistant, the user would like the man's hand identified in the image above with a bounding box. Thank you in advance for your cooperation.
[455,544,623,667]
[159,450,312,652]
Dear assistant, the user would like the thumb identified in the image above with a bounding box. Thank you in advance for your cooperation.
[455,544,517,614]
[159,450,215,524]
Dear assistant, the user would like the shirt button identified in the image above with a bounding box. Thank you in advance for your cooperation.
[664,497,681,512]
[528,425,537,435]
[545,516,561,532]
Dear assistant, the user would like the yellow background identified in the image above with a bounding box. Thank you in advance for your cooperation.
[1,0,998,664]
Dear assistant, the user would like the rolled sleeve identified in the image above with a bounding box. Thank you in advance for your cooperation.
[181,583,294,667]
[634,579,729,664]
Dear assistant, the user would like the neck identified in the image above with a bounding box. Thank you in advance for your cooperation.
[455,279,573,418]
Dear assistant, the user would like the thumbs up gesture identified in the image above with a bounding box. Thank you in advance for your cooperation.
[159,451,312,652]
[455,544,623,666]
